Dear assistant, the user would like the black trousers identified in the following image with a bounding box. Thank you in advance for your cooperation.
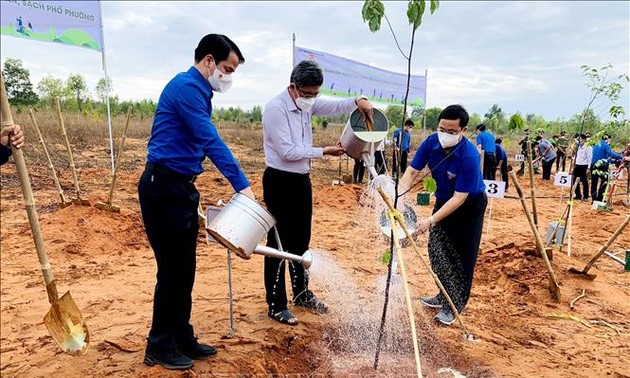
[138,163,200,352]
[590,163,609,202]
[263,167,312,314]
[482,153,497,180]
[353,159,365,183]
[392,150,409,176]
[572,164,589,199]
[374,151,386,175]
[500,163,509,190]
[542,157,556,180]
[429,193,487,312]
[556,151,566,172]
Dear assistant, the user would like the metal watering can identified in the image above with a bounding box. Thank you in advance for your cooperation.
[206,193,313,269]
[340,108,389,166]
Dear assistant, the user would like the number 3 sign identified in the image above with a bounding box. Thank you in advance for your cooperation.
[554,172,572,187]
[483,180,506,198]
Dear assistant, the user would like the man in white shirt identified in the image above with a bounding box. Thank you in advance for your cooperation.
[262,60,374,326]
[573,133,592,201]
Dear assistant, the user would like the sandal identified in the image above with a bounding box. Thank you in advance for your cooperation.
[294,293,328,314]
[268,309,299,326]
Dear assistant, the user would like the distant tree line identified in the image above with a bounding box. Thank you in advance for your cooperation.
[3,58,627,143]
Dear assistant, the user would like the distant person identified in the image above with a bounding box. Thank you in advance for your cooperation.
[475,124,496,180]
[399,104,487,326]
[590,134,623,202]
[374,137,388,175]
[495,138,508,190]
[516,129,531,176]
[0,124,25,165]
[555,131,568,172]
[572,134,592,201]
[536,135,556,180]
[392,119,413,177]
[262,60,373,326]
[138,34,255,370]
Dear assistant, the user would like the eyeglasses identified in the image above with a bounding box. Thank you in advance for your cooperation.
[294,86,320,99]
[437,126,461,135]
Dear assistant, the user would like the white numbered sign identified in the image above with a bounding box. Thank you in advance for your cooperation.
[554,172,572,188]
[515,154,525,162]
[483,180,506,198]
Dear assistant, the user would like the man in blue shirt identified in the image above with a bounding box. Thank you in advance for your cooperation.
[475,123,496,180]
[399,105,487,326]
[590,134,623,202]
[392,119,414,177]
[495,138,509,190]
[138,34,254,370]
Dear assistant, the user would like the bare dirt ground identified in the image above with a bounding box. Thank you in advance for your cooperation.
[1,137,629,378]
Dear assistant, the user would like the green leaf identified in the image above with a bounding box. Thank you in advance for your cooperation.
[382,250,392,265]
[362,0,384,32]
[430,0,440,14]
[423,177,437,193]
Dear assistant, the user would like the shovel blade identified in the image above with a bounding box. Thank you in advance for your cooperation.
[568,267,597,280]
[44,291,89,356]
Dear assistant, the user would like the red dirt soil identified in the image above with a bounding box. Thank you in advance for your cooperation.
[1,141,629,378]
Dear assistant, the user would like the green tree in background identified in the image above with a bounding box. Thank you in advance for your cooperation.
[508,113,525,132]
[37,75,66,105]
[2,58,39,106]
[423,106,442,131]
[95,76,112,103]
[66,73,89,112]
[384,105,405,131]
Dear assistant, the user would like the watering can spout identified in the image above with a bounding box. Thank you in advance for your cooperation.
[252,245,314,269]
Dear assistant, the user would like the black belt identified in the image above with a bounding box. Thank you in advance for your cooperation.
[145,162,197,183]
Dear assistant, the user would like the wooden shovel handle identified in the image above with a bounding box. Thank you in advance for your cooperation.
[1,74,57,300]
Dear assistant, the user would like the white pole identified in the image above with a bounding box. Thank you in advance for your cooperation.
[99,1,115,176]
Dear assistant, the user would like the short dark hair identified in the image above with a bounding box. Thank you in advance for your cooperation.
[290,60,324,87]
[495,138,503,144]
[404,119,414,127]
[476,123,486,131]
[602,134,610,140]
[579,134,587,140]
[560,131,566,135]
[438,105,469,129]
[535,135,543,141]
[194,34,245,64]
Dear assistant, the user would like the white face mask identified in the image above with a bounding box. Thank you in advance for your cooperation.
[295,96,316,113]
[437,131,461,148]
[207,65,232,93]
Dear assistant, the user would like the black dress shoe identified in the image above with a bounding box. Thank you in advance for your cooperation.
[179,339,218,360]
[144,344,193,370]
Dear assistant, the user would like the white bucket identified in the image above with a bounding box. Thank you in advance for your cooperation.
[340,108,389,159]
[206,193,276,259]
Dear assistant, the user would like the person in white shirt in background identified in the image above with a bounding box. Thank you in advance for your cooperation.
[261,60,374,326]
[573,133,592,201]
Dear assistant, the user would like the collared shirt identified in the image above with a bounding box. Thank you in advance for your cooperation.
[475,130,496,154]
[575,144,593,166]
[263,90,356,174]
[393,128,411,152]
[410,133,485,201]
[537,139,557,162]
[591,140,622,165]
[147,66,249,191]
[0,144,11,165]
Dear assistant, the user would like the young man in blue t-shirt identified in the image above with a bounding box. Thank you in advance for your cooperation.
[392,119,414,177]
[399,104,487,326]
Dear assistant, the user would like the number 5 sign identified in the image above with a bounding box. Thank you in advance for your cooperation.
[483,180,506,198]
[554,172,572,187]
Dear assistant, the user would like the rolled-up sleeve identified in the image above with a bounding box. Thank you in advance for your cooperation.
[312,97,356,116]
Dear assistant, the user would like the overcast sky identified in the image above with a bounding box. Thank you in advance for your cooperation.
[1,1,628,121]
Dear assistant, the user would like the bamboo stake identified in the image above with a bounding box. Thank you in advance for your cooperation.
[95,107,132,213]
[54,98,89,206]
[389,215,422,378]
[510,171,561,300]
[28,109,71,208]
[526,140,538,226]
[376,187,471,335]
